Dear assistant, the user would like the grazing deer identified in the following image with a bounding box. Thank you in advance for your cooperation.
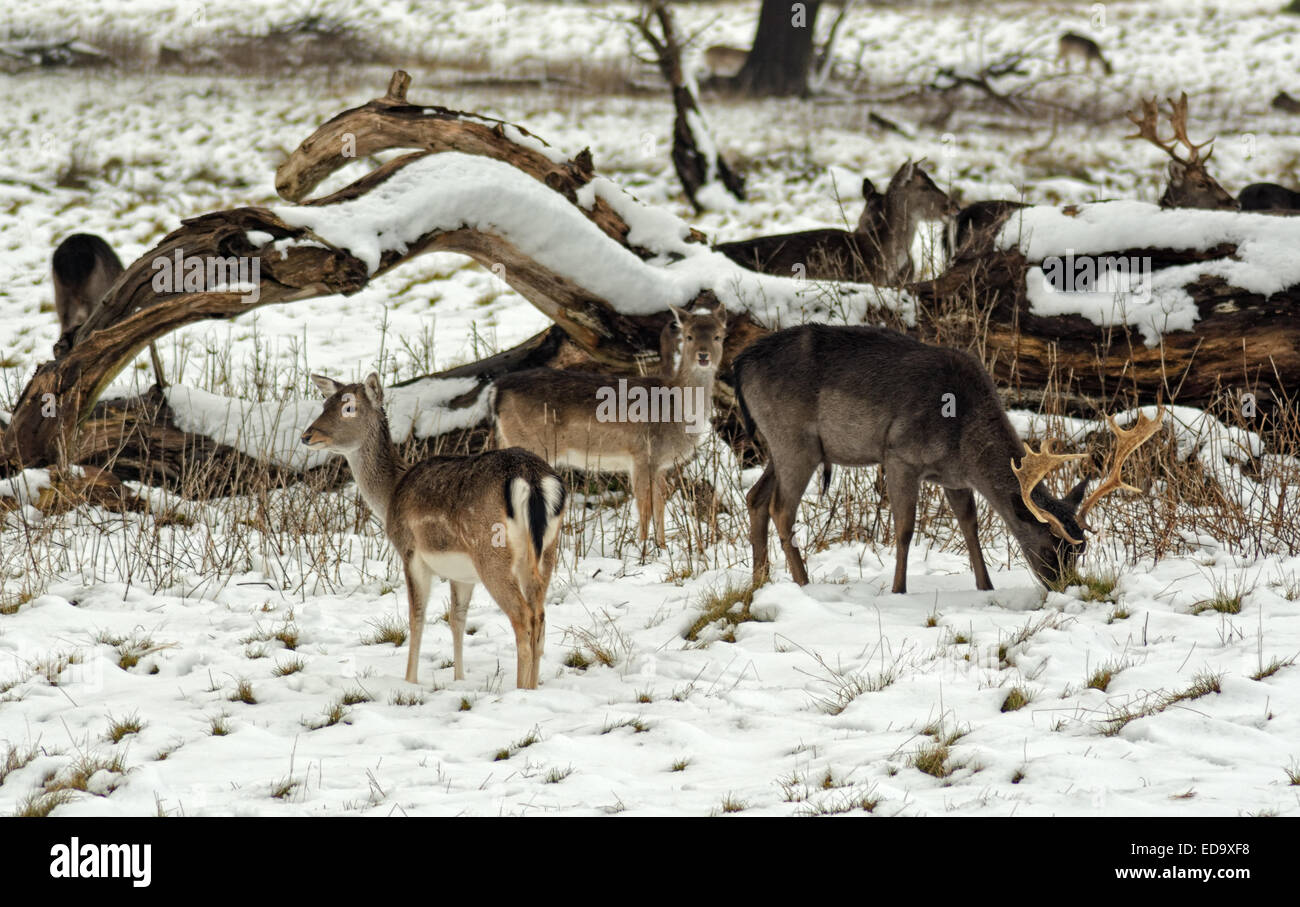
[492,299,726,548]
[302,373,566,690]
[1056,32,1113,75]
[717,160,957,286]
[702,45,747,78]
[1127,93,1238,210]
[1238,182,1300,212]
[733,324,1164,591]
[1272,90,1300,114]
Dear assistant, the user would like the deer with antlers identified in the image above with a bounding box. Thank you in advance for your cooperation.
[1126,92,1237,210]
[733,324,1165,590]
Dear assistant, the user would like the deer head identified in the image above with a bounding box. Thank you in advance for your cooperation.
[1126,93,1237,211]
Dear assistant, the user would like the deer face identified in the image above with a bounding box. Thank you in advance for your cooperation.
[302,373,385,454]
[670,302,726,372]
[1020,480,1090,586]
[1162,160,1238,211]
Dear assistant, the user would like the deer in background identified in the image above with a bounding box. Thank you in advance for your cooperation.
[1057,32,1113,75]
[1127,93,1238,210]
[492,299,726,549]
[52,232,167,384]
[716,160,957,286]
[732,324,1164,591]
[302,374,566,690]
[944,199,1030,262]
[702,45,747,78]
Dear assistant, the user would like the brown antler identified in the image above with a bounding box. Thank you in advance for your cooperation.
[1164,92,1215,164]
[1126,96,1185,163]
[1012,440,1086,544]
[1076,406,1166,531]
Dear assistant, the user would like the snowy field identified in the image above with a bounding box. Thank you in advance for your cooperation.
[1,0,1300,817]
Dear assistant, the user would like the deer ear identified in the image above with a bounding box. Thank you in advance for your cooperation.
[363,372,384,406]
[892,159,916,184]
[862,177,878,199]
[668,304,690,325]
[311,374,342,398]
[1065,477,1091,509]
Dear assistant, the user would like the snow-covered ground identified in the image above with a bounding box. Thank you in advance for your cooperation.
[2,0,1300,816]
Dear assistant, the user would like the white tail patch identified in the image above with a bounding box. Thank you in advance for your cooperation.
[506,476,537,594]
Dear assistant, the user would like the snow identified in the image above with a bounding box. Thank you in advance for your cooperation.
[2,0,1300,818]
[1005,201,1300,345]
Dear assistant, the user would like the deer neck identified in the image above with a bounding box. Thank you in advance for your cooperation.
[343,419,405,526]
[859,192,921,274]
[968,418,1038,537]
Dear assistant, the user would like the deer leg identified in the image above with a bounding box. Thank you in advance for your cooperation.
[943,487,993,591]
[772,457,818,586]
[403,556,436,684]
[884,461,920,594]
[746,464,777,584]
[478,560,540,691]
[448,580,474,681]
[631,461,653,544]
[652,467,670,548]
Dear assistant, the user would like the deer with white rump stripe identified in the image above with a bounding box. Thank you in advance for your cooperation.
[733,324,1164,591]
[492,299,726,548]
[302,373,566,689]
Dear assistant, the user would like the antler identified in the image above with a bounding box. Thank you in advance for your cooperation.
[1076,406,1166,531]
[1164,92,1216,164]
[1126,96,1184,162]
[1011,439,1086,544]
[1126,92,1214,166]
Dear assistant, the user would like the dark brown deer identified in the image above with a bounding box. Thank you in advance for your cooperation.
[492,300,725,548]
[1238,182,1300,212]
[944,199,1029,262]
[52,232,166,383]
[732,324,1164,591]
[716,161,957,286]
[1056,33,1113,75]
[1126,93,1237,210]
[302,374,567,690]
[52,233,123,340]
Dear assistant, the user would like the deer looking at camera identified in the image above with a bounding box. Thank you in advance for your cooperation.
[492,299,726,548]
[716,160,957,286]
[302,374,566,690]
[733,324,1165,591]
[1127,93,1238,210]
[1056,32,1113,75]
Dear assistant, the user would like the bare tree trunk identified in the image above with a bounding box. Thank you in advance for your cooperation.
[630,1,745,211]
[734,0,822,97]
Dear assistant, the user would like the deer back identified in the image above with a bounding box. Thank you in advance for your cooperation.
[52,233,124,336]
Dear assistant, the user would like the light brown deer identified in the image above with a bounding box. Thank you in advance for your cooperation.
[1056,32,1113,75]
[302,373,567,690]
[1127,93,1238,210]
[733,323,1165,591]
[492,299,726,548]
[703,45,747,78]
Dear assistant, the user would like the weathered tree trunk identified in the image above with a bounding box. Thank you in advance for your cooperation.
[734,0,822,97]
[630,1,746,211]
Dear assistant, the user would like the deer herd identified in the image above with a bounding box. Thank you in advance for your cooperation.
[45,41,1298,690]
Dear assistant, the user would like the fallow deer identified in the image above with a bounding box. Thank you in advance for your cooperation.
[302,374,567,690]
[1056,32,1113,75]
[716,160,958,286]
[53,233,123,339]
[1238,181,1300,212]
[732,324,1164,591]
[491,300,726,548]
[944,199,1029,262]
[1126,93,1238,210]
[702,45,747,78]
[52,232,166,384]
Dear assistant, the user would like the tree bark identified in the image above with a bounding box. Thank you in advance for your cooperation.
[734,0,822,97]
